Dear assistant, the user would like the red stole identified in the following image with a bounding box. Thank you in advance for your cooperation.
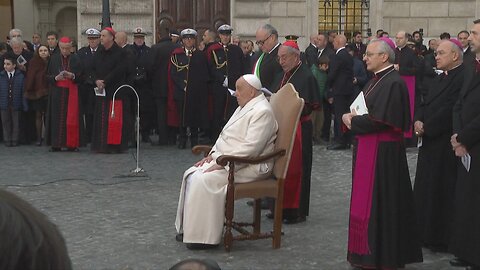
[400,75,415,138]
[56,79,79,148]
[348,130,403,255]
[107,100,123,145]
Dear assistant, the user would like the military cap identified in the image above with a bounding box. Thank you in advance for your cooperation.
[85,28,101,38]
[285,35,299,43]
[218,24,233,35]
[133,27,147,37]
[170,29,180,37]
[180,28,197,38]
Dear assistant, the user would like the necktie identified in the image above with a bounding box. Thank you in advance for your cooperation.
[9,73,13,80]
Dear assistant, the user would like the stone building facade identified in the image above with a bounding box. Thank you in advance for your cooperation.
[1,0,480,50]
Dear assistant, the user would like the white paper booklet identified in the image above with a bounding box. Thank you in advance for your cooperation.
[350,91,368,115]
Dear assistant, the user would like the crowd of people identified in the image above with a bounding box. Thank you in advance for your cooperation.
[1,19,480,270]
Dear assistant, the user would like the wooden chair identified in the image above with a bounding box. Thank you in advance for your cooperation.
[192,83,304,251]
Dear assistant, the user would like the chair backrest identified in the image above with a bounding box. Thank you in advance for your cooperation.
[269,83,304,180]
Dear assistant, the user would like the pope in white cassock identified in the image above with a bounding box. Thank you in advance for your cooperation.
[175,74,278,250]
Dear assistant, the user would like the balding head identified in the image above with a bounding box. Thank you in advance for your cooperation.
[395,31,408,48]
[333,34,347,50]
[435,39,463,71]
[115,32,128,47]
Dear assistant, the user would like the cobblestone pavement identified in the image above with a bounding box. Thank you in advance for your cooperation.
[0,143,454,270]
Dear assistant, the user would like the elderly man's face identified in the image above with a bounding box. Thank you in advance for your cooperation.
[234,78,255,107]
[468,23,480,54]
[255,28,274,53]
[59,42,72,57]
[395,32,407,48]
[277,46,299,72]
[363,42,388,73]
[134,36,145,46]
[435,41,458,71]
[11,43,23,55]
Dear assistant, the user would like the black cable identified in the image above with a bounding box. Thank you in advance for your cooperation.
[0,176,151,188]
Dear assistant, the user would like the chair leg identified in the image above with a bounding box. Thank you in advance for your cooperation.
[253,198,261,234]
[272,198,283,249]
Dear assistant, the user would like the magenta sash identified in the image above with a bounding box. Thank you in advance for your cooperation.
[401,75,415,138]
[348,130,403,255]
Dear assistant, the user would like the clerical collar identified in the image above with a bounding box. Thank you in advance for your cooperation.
[397,45,406,51]
[311,43,317,48]
[374,64,394,77]
[269,43,280,54]
[336,47,345,54]
[463,46,469,53]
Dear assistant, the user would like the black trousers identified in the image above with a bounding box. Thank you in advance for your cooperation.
[333,94,352,145]
[321,98,334,141]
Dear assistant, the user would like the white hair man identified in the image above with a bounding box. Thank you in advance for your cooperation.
[175,74,278,250]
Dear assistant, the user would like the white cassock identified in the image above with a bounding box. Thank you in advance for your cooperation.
[175,94,278,244]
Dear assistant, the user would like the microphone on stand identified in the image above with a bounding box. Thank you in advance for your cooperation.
[111,84,144,175]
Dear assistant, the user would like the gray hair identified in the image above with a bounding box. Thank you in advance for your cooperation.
[9,37,24,46]
[9,29,22,39]
[440,39,464,62]
[370,39,395,63]
[282,45,300,56]
[258,24,278,41]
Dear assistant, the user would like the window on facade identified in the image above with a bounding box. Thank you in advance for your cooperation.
[318,0,370,40]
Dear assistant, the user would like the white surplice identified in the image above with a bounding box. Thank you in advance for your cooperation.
[175,94,278,244]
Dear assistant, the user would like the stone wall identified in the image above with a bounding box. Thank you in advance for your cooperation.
[77,0,155,47]
[231,0,318,51]
[378,0,479,39]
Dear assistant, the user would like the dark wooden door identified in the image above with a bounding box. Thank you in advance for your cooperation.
[155,0,229,42]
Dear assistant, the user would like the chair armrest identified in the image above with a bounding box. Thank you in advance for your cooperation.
[191,145,213,157]
[216,149,286,167]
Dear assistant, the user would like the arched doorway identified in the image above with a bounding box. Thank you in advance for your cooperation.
[55,6,77,40]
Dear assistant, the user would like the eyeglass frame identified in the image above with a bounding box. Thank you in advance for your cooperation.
[256,34,272,46]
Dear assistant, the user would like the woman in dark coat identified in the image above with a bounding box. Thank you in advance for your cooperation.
[24,44,49,145]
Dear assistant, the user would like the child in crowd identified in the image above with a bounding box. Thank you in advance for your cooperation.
[0,55,26,146]
[310,55,329,144]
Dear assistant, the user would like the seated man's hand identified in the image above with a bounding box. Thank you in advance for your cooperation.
[194,155,213,167]
[204,164,223,173]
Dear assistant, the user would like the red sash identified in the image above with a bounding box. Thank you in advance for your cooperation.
[283,115,310,209]
[166,57,180,127]
[400,75,415,138]
[56,79,79,148]
[348,130,403,255]
[107,100,123,145]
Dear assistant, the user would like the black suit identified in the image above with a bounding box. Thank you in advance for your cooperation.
[253,44,283,90]
[305,43,318,68]
[395,46,419,76]
[450,60,480,267]
[327,48,354,145]
[77,45,102,142]
[150,37,180,144]
[351,42,366,61]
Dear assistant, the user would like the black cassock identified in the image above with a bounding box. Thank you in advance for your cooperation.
[271,62,320,219]
[45,53,84,149]
[91,43,131,153]
[206,43,245,140]
[168,48,210,131]
[413,64,464,250]
[347,66,423,268]
[450,62,480,266]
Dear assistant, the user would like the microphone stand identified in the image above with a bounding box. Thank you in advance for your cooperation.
[111,84,144,174]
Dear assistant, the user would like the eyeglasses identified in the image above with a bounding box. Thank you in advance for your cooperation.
[256,34,272,46]
[363,52,385,58]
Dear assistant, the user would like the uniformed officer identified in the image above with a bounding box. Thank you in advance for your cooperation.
[77,28,101,143]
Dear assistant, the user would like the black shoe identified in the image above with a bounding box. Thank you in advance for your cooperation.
[283,216,306,224]
[67,147,79,152]
[450,258,470,267]
[175,233,183,242]
[36,139,43,146]
[186,243,219,250]
[426,244,448,253]
[11,141,18,147]
[327,143,349,150]
[49,147,61,152]
[466,266,480,270]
